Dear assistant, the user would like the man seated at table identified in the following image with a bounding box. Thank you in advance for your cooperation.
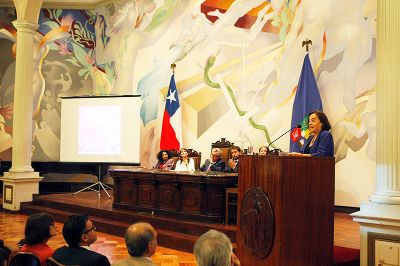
[225,146,241,173]
[200,148,226,172]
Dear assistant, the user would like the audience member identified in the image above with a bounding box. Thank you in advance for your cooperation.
[154,150,175,170]
[0,239,13,266]
[258,145,268,155]
[20,212,56,266]
[200,148,226,172]
[194,230,240,266]
[112,222,157,266]
[52,214,110,266]
[174,148,195,171]
[225,146,241,173]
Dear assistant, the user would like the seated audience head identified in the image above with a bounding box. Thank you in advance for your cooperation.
[230,146,241,160]
[308,110,331,135]
[157,150,172,163]
[194,230,233,266]
[179,148,189,160]
[258,145,268,155]
[25,212,56,245]
[62,214,97,248]
[125,222,157,258]
[210,148,222,162]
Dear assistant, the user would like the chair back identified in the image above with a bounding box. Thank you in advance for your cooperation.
[211,138,234,164]
[187,149,201,170]
[46,257,70,266]
[9,252,40,266]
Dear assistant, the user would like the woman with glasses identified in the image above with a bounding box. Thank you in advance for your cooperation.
[19,212,56,266]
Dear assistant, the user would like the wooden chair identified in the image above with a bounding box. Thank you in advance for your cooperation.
[187,148,201,170]
[46,257,72,266]
[211,138,234,164]
[9,252,40,266]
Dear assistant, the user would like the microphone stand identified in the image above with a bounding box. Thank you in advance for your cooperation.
[267,125,301,155]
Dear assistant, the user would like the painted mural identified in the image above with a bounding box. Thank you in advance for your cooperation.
[0,0,376,207]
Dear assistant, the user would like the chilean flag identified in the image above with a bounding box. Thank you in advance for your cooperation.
[160,74,182,150]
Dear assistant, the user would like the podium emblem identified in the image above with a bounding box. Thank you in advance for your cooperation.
[240,187,274,259]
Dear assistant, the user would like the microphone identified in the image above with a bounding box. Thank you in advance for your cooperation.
[267,125,301,153]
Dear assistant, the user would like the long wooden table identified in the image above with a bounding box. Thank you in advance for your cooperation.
[109,168,237,223]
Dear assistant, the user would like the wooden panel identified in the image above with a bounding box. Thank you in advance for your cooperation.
[118,179,136,205]
[181,187,202,214]
[138,181,155,208]
[205,187,225,215]
[237,155,335,266]
[158,182,178,211]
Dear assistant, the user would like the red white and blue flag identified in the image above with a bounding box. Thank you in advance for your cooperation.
[160,74,182,150]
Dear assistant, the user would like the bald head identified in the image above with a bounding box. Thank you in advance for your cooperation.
[125,222,157,257]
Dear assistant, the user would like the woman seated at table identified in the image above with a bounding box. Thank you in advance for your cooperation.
[154,150,175,170]
[258,145,269,155]
[289,110,334,157]
[174,148,195,171]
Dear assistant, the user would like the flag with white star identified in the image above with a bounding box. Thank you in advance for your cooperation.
[160,74,182,150]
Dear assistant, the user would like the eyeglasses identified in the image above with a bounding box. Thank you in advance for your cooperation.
[83,225,96,234]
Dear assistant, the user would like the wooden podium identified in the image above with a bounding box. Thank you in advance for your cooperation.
[237,155,335,266]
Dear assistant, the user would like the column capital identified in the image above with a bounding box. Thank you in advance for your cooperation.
[12,20,38,34]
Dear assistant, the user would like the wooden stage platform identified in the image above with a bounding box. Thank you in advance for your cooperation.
[20,191,360,253]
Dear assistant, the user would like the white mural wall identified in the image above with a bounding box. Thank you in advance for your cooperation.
[0,0,377,207]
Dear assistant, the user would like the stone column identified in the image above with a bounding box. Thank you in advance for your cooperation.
[352,1,400,265]
[369,0,400,205]
[0,20,42,211]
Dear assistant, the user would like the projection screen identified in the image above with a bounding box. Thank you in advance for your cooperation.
[60,95,141,164]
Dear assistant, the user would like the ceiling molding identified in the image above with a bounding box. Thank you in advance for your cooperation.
[0,0,117,9]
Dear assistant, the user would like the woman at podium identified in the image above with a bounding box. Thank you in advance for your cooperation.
[290,111,334,157]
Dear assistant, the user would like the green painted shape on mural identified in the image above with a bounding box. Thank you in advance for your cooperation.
[204,55,273,146]
[145,0,176,32]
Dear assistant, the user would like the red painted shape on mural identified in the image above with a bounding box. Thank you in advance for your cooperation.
[200,0,279,34]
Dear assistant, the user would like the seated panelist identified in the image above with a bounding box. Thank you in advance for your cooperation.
[154,150,174,170]
[289,111,334,157]
[200,148,226,172]
[174,148,195,171]
[258,145,268,155]
[225,146,241,173]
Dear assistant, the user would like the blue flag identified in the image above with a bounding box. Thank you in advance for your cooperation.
[289,53,323,152]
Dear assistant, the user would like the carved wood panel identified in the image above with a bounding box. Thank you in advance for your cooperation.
[181,187,202,213]
[158,183,178,211]
[138,182,155,207]
[119,179,136,205]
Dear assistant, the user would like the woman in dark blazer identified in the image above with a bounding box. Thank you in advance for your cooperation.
[291,111,334,157]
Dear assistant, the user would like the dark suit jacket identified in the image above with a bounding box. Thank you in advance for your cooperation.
[225,160,239,173]
[300,130,334,157]
[52,246,110,266]
[200,158,226,172]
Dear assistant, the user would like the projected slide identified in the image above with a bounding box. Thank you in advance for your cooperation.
[60,95,141,164]
[78,106,121,155]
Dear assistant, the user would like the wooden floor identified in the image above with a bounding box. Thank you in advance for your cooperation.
[0,194,360,266]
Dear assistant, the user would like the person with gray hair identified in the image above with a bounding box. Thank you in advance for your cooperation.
[194,230,240,266]
[112,222,157,266]
[200,148,226,172]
